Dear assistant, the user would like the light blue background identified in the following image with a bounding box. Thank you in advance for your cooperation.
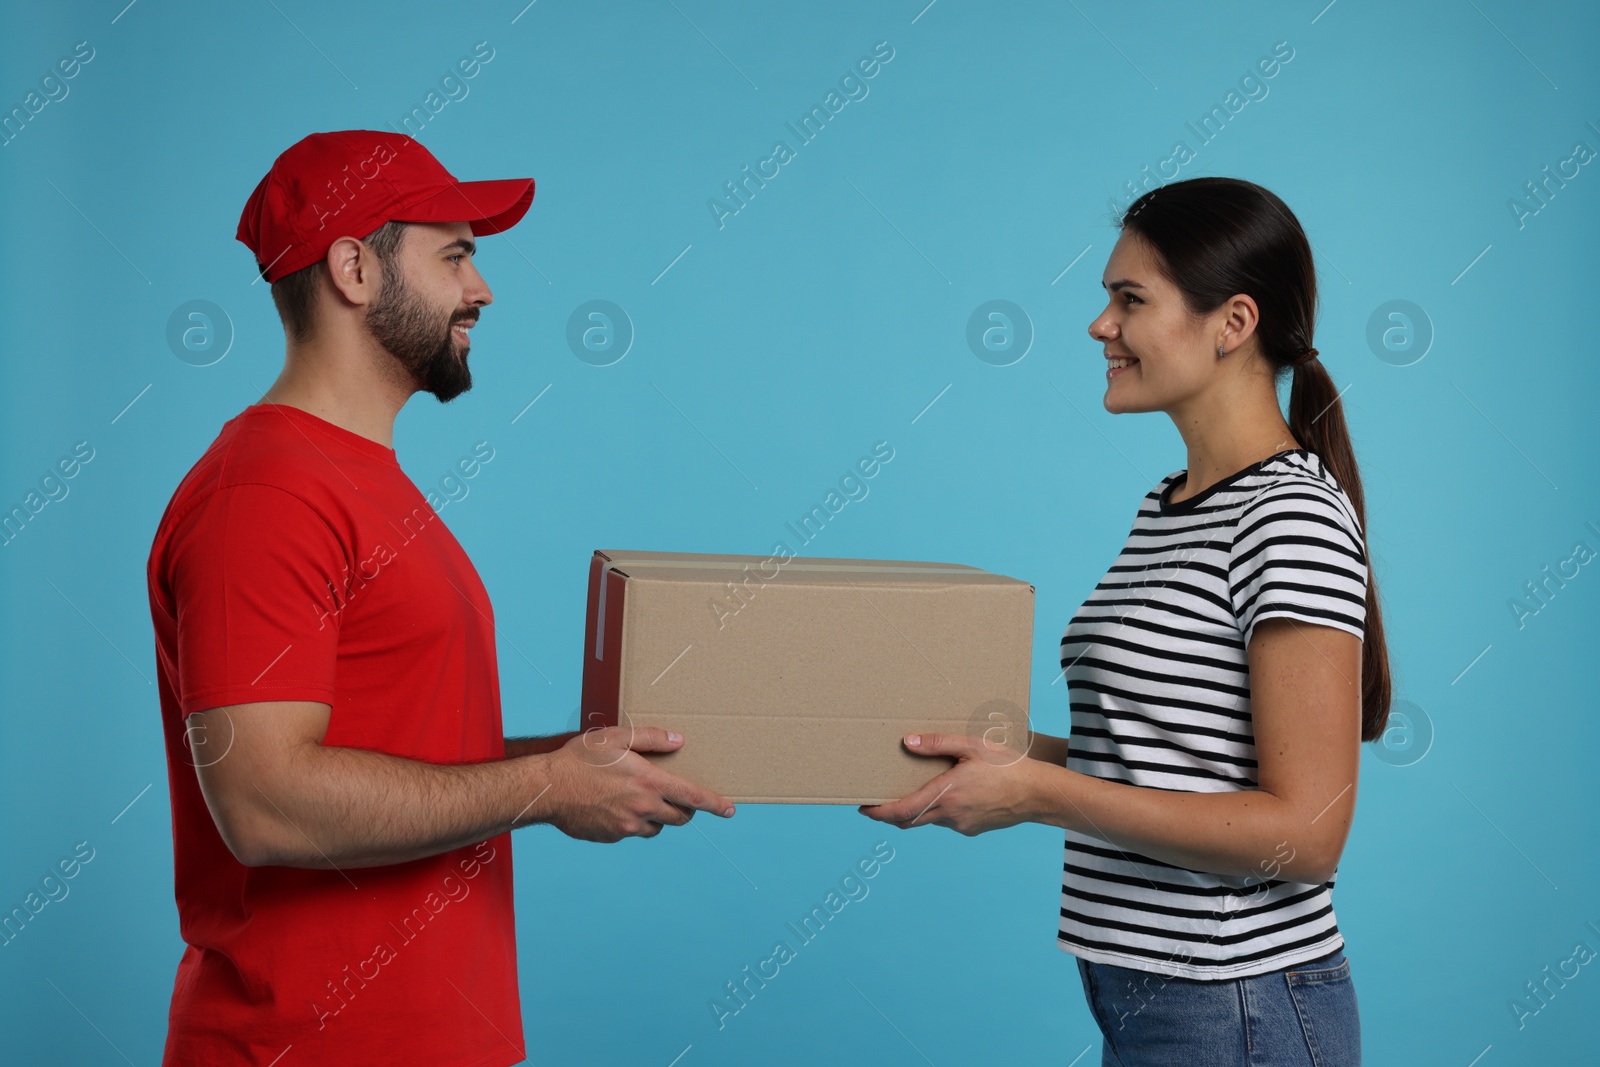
[2,1,1597,1063]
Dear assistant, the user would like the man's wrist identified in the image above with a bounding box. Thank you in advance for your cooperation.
[511,750,566,829]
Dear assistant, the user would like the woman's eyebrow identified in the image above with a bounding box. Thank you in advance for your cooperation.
[1102,278,1145,291]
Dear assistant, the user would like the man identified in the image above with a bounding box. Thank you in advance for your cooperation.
[145,130,735,1067]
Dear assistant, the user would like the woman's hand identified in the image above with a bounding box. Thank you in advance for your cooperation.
[858,732,1053,836]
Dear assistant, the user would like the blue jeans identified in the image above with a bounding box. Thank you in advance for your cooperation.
[1075,946,1360,1066]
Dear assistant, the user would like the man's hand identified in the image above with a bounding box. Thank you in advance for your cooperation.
[537,726,736,843]
[858,732,1046,837]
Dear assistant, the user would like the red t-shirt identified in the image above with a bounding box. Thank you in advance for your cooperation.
[146,403,524,1067]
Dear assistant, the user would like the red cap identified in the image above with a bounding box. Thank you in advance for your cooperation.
[237,129,534,283]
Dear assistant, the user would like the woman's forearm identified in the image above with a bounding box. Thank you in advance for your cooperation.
[1024,762,1345,885]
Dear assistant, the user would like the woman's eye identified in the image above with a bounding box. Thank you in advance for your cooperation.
[1122,293,1140,305]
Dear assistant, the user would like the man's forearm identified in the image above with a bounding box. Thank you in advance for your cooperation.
[238,744,559,869]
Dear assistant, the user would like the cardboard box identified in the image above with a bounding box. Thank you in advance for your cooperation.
[579,549,1035,804]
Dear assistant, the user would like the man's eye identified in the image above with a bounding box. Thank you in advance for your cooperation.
[448,254,464,264]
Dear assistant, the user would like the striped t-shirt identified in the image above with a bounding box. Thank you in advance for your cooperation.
[1056,447,1368,980]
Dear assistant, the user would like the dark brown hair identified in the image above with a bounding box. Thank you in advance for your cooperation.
[1119,176,1391,742]
[260,220,409,343]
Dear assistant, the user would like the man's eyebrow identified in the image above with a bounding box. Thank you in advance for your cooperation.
[1102,278,1145,291]
[439,237,476,256]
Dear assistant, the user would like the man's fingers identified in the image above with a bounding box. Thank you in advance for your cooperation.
[657,799,696,827]
[658,774,736,819]
[587,724,684,755]
[624,725,686,753]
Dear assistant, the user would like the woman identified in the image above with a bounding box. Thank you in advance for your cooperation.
[861,176,1391,1066]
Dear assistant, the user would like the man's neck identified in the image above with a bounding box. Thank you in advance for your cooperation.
[262,340,411,449]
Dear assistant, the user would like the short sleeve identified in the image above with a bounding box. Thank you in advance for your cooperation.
[1227,481,1368,646]
[165,484,349,714]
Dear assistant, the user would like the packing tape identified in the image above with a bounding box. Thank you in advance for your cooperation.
[593,556,1012,661]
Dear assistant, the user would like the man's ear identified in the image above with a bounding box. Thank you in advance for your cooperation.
[324,235,382,308]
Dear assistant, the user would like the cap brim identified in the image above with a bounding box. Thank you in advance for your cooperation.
[392,177,535,236]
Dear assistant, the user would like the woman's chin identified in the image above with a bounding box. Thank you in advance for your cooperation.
[1102,392,1141,414]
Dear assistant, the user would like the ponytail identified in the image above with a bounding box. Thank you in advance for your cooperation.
[1121,177,1392,741]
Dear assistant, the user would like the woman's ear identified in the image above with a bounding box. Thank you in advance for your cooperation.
[1215,293,1261,358]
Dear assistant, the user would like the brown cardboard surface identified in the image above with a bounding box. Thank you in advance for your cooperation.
[579,549,1035,804]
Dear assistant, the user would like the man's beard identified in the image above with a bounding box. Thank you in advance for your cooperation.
[365,261,473,402]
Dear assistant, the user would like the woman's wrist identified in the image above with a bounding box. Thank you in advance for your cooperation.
[1021,758,1078,830]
